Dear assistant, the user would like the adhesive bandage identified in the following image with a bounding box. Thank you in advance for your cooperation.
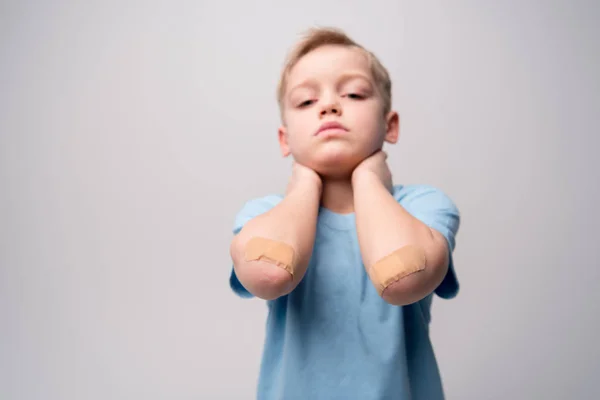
[244,237,296,277]
[367,245,427,295]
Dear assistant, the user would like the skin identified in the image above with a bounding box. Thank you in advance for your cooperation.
[278,45,397,213]
[230,44,450,305]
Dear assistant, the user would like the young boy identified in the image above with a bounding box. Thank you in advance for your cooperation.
[229,27,460,400]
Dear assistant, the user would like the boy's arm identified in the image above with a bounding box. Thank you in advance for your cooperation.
[230,163,321,300]
[352,152,451,306]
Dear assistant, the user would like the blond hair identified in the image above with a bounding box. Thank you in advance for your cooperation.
[277,27,392,121]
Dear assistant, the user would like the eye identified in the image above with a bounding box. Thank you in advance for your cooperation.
[346,93,365,100]
[298,99,315,108]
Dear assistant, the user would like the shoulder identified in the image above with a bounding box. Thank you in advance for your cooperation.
[393,184,459,216]
[232,194,283,234]
[392,183,460,245]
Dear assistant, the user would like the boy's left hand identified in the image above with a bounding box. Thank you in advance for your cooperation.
[351,150,393,193]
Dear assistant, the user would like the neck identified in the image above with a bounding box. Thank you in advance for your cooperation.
[320,178,355,214]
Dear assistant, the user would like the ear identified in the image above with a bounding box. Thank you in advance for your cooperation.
[384,111,399,144]
[278,125,291,157]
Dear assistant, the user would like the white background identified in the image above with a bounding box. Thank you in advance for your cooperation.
[1,1,599,398]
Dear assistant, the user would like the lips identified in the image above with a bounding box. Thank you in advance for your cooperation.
[315,121,348,136]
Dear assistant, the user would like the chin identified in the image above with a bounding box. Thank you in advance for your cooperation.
[307,149,363,179]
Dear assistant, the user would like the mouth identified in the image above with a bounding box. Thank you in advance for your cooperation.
[315,121,348,136]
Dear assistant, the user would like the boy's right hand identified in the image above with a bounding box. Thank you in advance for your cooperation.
[286,161,322,195]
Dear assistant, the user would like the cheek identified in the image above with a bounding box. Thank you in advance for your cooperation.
[285,117,313,146]
[348,103,378,125]
[350,109,385,140]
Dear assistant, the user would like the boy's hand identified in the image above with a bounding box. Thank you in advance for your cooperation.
[286,161,322,195]
[351,150,393,193]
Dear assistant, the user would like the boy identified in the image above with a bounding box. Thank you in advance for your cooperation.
[229,27,460,400]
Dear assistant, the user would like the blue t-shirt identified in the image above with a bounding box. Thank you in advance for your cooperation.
[230,184,460,400]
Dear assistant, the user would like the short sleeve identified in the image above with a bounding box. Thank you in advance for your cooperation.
[394,185,461,299]
[229,195,283,298]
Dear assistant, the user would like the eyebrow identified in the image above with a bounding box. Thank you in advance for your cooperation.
[336,72,373,87]
[287,72,373,99]
[288,79,318,98]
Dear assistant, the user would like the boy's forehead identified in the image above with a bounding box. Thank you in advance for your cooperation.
[287,45,371,84]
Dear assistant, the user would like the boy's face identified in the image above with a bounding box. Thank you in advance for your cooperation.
[278,45,398,179]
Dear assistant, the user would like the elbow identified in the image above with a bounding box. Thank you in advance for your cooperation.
[234,260,294,300]
[379,240,449,306]
[380,269,437,306]
[230,237,294,300]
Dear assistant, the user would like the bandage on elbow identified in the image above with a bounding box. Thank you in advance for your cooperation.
[367,245,427,295]
[244,237,296,277]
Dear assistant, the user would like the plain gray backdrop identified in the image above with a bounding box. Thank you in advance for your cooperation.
[1,1,599,399]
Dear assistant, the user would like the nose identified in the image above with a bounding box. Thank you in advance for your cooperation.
[319,96,342,117]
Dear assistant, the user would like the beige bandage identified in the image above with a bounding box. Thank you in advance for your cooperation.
[244,237,296,277]
[367,245,427,295]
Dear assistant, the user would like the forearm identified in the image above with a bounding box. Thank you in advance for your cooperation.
[352,172,448,305]
[230,180,321,299]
